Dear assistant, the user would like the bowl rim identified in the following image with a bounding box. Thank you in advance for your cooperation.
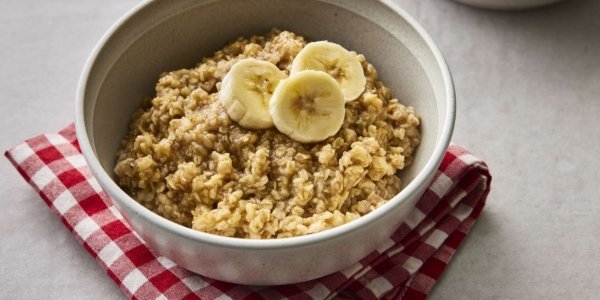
[75,0,455,250]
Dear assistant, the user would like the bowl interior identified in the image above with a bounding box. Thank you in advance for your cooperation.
[82,0,450,221]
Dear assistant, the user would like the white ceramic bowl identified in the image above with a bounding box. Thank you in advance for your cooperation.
[75,0,455,285]
[452,0,565,10]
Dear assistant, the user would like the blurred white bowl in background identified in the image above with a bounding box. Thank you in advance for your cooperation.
[452,0,565,10]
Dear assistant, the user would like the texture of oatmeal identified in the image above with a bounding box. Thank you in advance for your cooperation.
[114,30,421,239]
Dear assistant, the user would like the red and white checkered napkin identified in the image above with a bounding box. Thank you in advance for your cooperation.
[5,124,491,300]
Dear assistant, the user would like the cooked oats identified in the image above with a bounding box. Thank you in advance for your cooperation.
[114,29,421,239]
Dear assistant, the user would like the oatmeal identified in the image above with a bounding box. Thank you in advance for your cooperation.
[114,29,421,239]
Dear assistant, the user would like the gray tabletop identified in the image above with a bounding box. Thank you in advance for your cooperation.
[1,0,599,299]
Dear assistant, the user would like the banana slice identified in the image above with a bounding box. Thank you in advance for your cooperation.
[220,58,287,129]
[291,41,366,102]
[270,70,346,143]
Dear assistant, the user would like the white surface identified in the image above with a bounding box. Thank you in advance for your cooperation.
[0,0,598,299]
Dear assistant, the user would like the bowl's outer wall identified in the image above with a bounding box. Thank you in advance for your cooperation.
[110,179,430,284]
[79,0,453,284]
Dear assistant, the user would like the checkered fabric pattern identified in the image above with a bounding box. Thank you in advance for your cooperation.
[5,124,491,300]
